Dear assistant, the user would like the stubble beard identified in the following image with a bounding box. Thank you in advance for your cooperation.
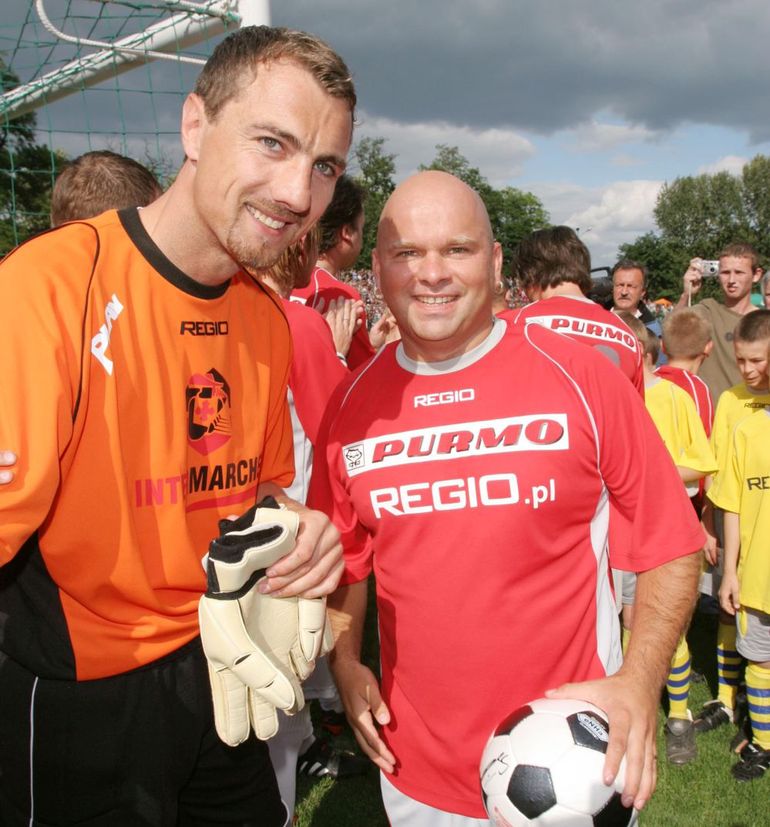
[226,226,285,276]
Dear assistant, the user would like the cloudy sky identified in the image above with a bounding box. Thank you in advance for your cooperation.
[5,0,770,263]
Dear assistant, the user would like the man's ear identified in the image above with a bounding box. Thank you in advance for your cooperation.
[181,93,206,163]
[492,241,503,283]
[338,224,355,250]
[752,267,764,285]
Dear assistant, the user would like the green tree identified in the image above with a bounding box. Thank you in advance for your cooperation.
[351,136,396,269]
[421,144,550,266]
[420,144,489,194]
[653,171,752,257]
[486,186,550,264]
[1,63,65,253]
[620,153,770,300]
[739,154,770,260]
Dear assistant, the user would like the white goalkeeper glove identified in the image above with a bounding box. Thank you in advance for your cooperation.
[199,498,331,744]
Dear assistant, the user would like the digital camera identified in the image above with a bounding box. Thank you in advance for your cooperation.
[702,259,720,277]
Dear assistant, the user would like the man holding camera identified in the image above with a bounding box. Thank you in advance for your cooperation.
[676,243,762,400]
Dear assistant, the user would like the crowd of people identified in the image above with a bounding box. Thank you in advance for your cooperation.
[0,22,768,827]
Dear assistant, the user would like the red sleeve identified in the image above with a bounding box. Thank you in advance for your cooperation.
[284,301,347,446]
[592,369,704,572]
[307,376,373,584]
[528,325,705,572]
[254,291,295,490]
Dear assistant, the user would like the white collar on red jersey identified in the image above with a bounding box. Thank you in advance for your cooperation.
[395,316,506,375]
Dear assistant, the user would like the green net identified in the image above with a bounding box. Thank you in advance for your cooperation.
[1,1,245,253]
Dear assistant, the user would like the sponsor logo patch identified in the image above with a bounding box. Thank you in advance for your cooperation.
[526,314,638,351]
[180,321,229,336]
[186,368,232,455]
[342,413,569,476]
[91,293,124,375]
[414,389,475,407]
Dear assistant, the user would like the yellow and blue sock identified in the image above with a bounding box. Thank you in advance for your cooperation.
[667,636,692,720]
[746,662,770,751]
[716,619,741,711]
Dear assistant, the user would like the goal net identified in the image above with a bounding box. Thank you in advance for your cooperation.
[0,0,268,252]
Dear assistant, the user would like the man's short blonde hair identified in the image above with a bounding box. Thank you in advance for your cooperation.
[193,26,356,121]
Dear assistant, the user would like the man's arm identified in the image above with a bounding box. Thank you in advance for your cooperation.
[252,481,343,600]
[547,344,705,812]
[0,230,96,563]
[676,465,706,484]
[701,481,719,566]
[328,580,395,772]
[675,258,705,309]
[548,550,700,810]
[718,510,741,615]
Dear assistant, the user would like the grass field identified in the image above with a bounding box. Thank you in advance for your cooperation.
[295,598,769,827]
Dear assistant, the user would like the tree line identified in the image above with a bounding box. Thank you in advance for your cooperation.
[351,138,550,272]
[5,45,770,302]
[620,155,770,301]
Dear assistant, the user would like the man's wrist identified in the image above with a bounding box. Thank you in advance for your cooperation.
[615,658,669,697]
[328,647,362,675]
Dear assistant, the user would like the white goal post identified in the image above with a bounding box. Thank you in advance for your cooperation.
[1,0,270,121]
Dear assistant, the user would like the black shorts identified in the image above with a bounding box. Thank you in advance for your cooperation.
[0,638,286,826]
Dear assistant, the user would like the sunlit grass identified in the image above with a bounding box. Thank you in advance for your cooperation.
[297,596,768,826]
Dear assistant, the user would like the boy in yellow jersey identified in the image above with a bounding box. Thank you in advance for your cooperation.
[620,314,716,765]
[696,310,770,738]
[708,344,770,780]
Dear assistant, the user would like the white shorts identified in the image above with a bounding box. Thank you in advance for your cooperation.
[699,547,724,598]
[380,773,489,827]
[301,654,339,702]
[736,608,770,662]
[611,569,637,607]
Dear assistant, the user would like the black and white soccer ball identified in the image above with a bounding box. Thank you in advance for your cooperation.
[480,698,638,827]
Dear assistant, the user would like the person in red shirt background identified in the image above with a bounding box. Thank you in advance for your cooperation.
[292,174,375,369]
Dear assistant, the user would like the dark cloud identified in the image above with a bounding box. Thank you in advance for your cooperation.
[8,2,770,145]
[273,0,770,142]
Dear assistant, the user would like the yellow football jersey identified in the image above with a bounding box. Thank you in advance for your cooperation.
[645,377,717,496]
[708,408,770,614]
[711,383,770,481]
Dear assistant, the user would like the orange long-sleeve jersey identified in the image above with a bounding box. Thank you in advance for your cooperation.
[0,209,294,680]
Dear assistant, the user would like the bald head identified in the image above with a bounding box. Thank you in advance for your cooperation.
[377,171,493,251]
[372,170,502,363]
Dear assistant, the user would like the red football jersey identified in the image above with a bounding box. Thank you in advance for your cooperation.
[291,266,375,370]
[310,319,703,817]
[282,298,347,503]
[505,295,644,396]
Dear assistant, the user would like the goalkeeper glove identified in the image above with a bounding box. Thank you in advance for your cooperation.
[199,498,331,744]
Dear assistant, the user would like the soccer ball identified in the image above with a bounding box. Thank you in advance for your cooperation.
[479,698,638,826]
